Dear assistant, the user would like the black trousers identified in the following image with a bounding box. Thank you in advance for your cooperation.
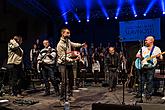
[9,64,23,96]
[93,70,99,84]
[108,69,118,89]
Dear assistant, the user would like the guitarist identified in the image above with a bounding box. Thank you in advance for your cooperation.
[135,36,163,100]
[37,40,59,96]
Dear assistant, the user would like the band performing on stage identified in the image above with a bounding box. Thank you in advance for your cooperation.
[0,27,165,110]
[1,1,165,110]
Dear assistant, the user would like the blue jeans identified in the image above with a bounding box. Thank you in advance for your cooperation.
[42,64,59,93]
[138,68,155,96]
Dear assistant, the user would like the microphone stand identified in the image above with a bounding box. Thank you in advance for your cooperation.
[137,40,143,103]
[120,38,126,105]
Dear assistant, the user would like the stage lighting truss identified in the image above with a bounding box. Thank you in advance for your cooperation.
[66,3,162,22]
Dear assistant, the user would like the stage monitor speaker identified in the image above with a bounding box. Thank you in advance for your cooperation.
[0,106,12,110]
[92,103,142,110]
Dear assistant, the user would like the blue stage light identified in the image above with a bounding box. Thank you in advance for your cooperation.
[58,0,71,25]
[130,0,137,18]
[161,0,165,14]
[86,0,91,24]
[144,0,157,16]
[143,13,146,16]
[98,0,109,19]
[107,17,109,20]
[115,0,123,19]
[74,13,81,23]
[65,21,68,24]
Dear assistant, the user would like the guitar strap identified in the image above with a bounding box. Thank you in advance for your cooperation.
[149,46,155,64]
[150,46,155,56]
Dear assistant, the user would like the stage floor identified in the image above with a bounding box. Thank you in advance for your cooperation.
[0,84,165,110]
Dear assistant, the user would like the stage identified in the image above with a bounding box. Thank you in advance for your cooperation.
[0,84,165,110]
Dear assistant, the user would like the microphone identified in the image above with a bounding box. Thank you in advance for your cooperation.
[65,35,70,39]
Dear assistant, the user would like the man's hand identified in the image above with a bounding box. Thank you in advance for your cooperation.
[38,60,42,64]
[82,42,87,47]
[136,54,142,58]
[73,57,80,61]
[156,54,163,60]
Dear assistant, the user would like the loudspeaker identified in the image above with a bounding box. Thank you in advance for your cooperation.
[92,103,142,110]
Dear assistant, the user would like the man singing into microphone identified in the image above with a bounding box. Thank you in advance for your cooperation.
[57,27,85,101]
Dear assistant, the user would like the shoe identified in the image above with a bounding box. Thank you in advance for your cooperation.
[108,88,113,92]
[134,94,141,98]
[113,88,116,91]
[127,88,133,93]
[146,95,152,101]
[68,96,75,102]
[68,92,73,97]
[17,94,24,98]
[43,92,50,96]
[54,91,60,97]
[60,96,65,101]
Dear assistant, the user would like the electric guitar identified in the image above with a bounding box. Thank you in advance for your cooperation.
[135,51,165,69]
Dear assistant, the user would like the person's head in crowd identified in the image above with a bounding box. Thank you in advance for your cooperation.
[61,27,70,39]
[43,40,50,48]
[13,35,22,45]
[33,44,37,49]
[109,47,115,55]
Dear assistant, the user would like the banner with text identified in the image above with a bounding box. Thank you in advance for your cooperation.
[119,18,161,42]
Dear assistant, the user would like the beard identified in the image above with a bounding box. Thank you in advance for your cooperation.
[145,43,149,47]
[64,35,70,39]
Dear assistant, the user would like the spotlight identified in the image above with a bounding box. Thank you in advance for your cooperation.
[78,20,81,22]
[107,17,109,20]
[87,19,89,22]
[163,12,165,14]
[134,14,137,17]
[65,21,68,24]
[143,14,146,16]
[115,16,118,19]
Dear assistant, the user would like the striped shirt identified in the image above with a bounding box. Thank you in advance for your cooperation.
[37,46,56,65]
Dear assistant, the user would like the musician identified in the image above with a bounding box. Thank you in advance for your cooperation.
[7,35,24,97]
[30,44,40,70]
[57,27,85,100]
[37,40,59,96]
[104,47,120,92]
[135,36,163,100]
